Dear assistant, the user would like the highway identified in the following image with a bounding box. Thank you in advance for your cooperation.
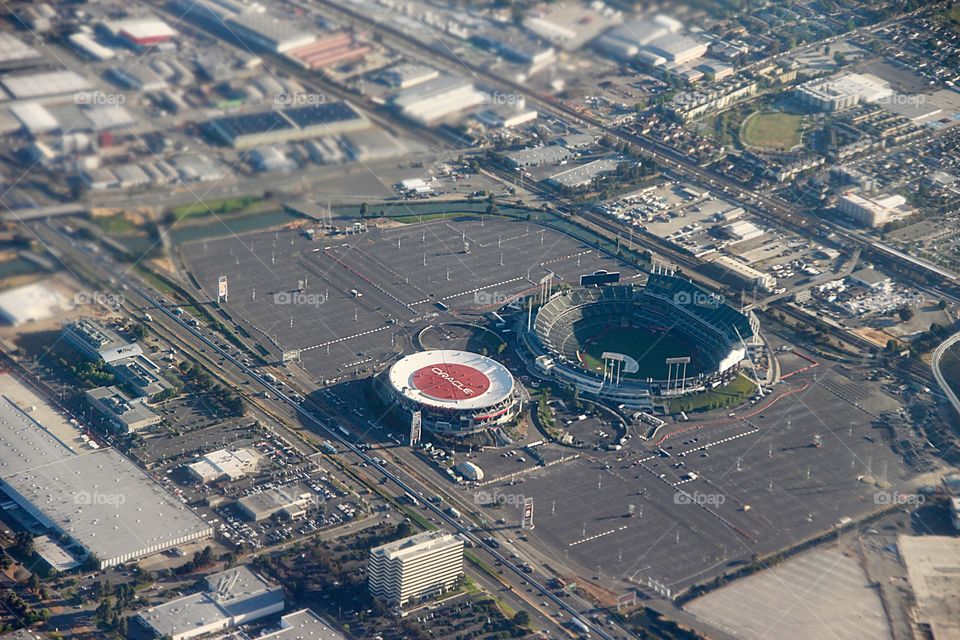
[35,220,629,640]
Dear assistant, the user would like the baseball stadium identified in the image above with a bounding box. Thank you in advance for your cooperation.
[383,350,520,437]
[526,274,759,410]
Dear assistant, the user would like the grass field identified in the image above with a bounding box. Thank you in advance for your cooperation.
[742,112,804,150]
[577,326,701,380]
[170,196,263,221]
[669,374,757,413]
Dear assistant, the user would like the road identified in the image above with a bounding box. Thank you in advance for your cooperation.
[931,330,960,420]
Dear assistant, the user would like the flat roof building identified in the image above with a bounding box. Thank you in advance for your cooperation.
[795,73,893,113]
[258,609,347,640]
[0,281,69,326]
[390,75,485,125]
[378,63,440,90]
[62,317,143,363]
[187,448,259,483]
[135,566,284,640]
[110,355,174,398]
[237,483,313,521]
[85,386,162,433]
[225,13,316,54]
[368,530,464,607]
[546,158,620,189]
[710,254,776,291]
[207,102,368,148]
[504,144,571,168]
[0,391,210,569]
[837,192,911,228]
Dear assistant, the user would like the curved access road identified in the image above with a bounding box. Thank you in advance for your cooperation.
[931,331,960,420]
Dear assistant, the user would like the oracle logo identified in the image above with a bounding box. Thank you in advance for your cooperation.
[431,366,476,395]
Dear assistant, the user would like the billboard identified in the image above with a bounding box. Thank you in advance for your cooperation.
[580,270,620,287]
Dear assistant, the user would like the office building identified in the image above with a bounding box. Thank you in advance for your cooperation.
[368,530,464,607]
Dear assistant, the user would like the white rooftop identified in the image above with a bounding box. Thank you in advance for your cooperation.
[388,350,514,411]
[0,281,70,326]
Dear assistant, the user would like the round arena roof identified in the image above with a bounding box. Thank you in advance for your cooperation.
[388,350,514,411]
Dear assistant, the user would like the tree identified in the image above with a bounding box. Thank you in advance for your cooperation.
[898,307,914,322]
[359,202,368,219]
[514,610,531,626]
[14,532,33,556]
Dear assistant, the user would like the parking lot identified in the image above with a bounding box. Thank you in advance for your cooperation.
[182,215,641,382]
[467,351,914,592]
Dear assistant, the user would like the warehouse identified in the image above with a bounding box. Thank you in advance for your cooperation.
[104,17,177,49]
[709,254,776,291]
[1,70,92,101]
[546,158,620,189]
[795,73,893,112]
[225,12,316,54]
[0,390,211,569]
[504,144,571,168]
[0,281,68,326]
[287,31,370,70]
[390,75,485,125]
[378,63,440,89]
[206,102,369,148]
[0,32,44,70]
[135,566,283,640]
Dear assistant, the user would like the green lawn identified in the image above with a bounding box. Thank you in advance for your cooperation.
[92,214,140,235]
[578,326,700,380]
[742,112,804,150]
[669,374,758,414]
[170,196,263,221]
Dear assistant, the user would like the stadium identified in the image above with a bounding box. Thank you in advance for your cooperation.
[526,274,759,410]
[383,350,520,437]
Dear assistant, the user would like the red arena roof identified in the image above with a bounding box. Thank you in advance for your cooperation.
[412,363,491,401]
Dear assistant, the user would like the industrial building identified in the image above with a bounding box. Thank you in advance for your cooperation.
[795,73,893,112]
[0,281,69,326]
[62,317,143,363]
[1,70,92,101]
[709,254,776,291]
[475,103,538,129]
[837,192,911,227]
[287,31,370,70]
[0,390,211,569]
[238,483,313,521]
[103,17,177,49]
[378,63,440,89]
[389,75,485,125]
[0,32,44,70]
[504,144,571,168]
[135,566,284,640]
[85,386,162,433]
[546,158,620,189]
[368,530,464,607]
[225,12,316,54]
[187,448,260,483]
[206,102,369,148]
[593,14,705,66]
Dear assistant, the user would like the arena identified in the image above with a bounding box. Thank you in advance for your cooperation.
[526,274,759,409]
[384,350,520,437]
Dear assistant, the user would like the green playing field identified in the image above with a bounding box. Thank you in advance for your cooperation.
[576,326,702,380]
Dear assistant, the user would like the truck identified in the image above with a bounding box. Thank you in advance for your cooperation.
[446,507,462,519]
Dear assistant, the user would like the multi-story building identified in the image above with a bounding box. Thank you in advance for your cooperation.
[368,531,464,607]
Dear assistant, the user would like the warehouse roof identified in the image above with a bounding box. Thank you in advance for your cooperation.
[2,70,91,99]
[0,281,69,326]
